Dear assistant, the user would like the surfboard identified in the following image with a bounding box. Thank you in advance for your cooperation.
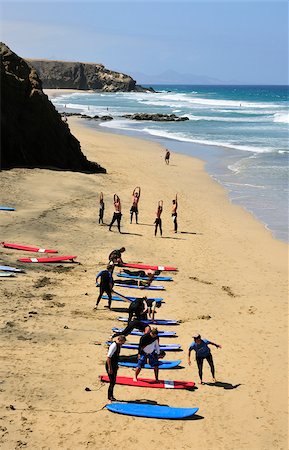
[0,265,24,273]
[118,359,181,369]
[100,375,194,389]
[114,283,165,291]
[102,295,164,303]
[106,342,181,351]
[17,256,77,263]
[122,263,178,272]
[0,272,15,277]
[0,207,15,211]
[106,403,198,419]
[117,317,179,326]
[112,327,177,337]
[117,273,172,282]
[1,242,58,253]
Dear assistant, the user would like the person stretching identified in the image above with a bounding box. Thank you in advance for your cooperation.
[106,335,126,401]
[130,187,141,224]
[99,192,105,224]
[109,194,122,232]
[95,265,114,309]
[133,328,160,382]
[111,322,151,339]
[188,333,222,384]
[154,201,163,237]
[171,193,178,233]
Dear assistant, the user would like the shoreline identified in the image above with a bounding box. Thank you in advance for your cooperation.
[0,112,287,449]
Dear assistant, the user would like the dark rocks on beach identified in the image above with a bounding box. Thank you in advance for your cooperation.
[0,42,106,173]
[28,58,153,93]
[122,113,189,122]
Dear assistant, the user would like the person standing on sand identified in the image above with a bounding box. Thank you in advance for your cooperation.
[95,265,114,309]
[154,201,163,236]
[171,193,178,233]
[188,333,222,384]
[130,186,141,224]
[99,192,105,224]
[165,149,170,165]
[106,335,126,402]
[133,328,160,382]
[109,194,122,232]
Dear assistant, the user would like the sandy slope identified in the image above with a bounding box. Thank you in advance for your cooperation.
[0,117,287,450]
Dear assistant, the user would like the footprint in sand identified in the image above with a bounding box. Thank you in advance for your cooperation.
[222,285,237,297]
[189,276,213,285]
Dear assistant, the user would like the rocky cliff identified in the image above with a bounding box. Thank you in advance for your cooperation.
[27,59,151,92]
[1,43,105,172]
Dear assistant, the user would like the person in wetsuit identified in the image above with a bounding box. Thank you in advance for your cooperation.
[95,265,114,309]
[188,333,222,384]
[133,328,160,382]
[111,322,151,339]
[99,192,105,224]
[108,247,126,266]
[106,335,126,401]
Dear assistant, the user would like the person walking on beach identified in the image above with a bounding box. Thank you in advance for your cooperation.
[154,201,163,236]
[133,328,160,382]
[188,333,222,384]
[109,194,122,232]
[106,335,126,401]
[165,149,170,165]
[130,187,141,224]
[171,193,178,233]
[95,265,114,309]
[99,192,105,224]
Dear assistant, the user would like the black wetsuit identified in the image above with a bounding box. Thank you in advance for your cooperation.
[109,212,122,232]
[96,270,113,308]
[106,342,121,400]
[111,319,147,339]
[128,298,146,322]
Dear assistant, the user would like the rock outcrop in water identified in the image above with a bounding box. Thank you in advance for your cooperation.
[1,42,106,172]
[122,113,189,122]
[28,59,153,92]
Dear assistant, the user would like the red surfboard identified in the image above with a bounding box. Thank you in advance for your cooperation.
[122,263,178,272]
[100,375,195,389]
[17,255,77,263]
[2,242,58,253]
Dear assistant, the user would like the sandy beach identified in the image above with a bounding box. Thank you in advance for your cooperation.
[0,116,287,450]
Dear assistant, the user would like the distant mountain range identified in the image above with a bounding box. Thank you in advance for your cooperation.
[130,69,241,85]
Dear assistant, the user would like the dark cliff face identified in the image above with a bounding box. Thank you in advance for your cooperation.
[27,59,150,92]
[0,43,106,173]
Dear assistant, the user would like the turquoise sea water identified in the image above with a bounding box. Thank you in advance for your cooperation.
[51,85,289,242]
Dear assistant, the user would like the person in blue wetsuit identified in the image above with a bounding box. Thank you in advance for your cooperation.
[188,333,222,384]
[95,265,114,309]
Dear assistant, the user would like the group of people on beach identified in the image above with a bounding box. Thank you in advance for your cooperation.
[99,189,178,235]
[95,247,222,402]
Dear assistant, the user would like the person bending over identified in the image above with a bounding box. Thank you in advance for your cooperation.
[133,328,160,382]
[106,335,126,401]
[128,297,148,322]
[108,247,126,266]
[130,186,141,224]
[109,194,122,232]
[95,265,114,309]
[188,333,222,384]
[111,322,151,339]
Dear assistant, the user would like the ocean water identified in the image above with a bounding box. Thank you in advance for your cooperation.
[50,85,289,242]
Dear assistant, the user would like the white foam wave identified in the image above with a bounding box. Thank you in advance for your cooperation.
[273,113,289,124]
[141,127,275,153]
[184,114,269,123]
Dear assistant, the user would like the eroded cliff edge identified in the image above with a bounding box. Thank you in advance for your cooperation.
[1,43,106,172]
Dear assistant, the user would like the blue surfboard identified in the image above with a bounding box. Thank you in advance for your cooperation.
[114,283,165,291]
[0,265,24,273]
[106,403,199,419]
[112,327,177,337]
[117,273,172,282]
[102,295,164,303]
[118,359,181,369]
[118,317,179,326]
[107,341,181,351]
[0,207,15,211]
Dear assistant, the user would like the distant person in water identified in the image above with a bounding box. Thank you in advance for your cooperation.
[165,149,170,165]
[154,201,163,236]
[171,193,178,233]
[109,247,126,266]
[99,192,105,224]
[95,265,114,309]
[109,194,122,232]
[130,186,141,224]
[188,333,222,384]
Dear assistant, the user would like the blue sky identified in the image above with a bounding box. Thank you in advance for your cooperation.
[1,1,288,84]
